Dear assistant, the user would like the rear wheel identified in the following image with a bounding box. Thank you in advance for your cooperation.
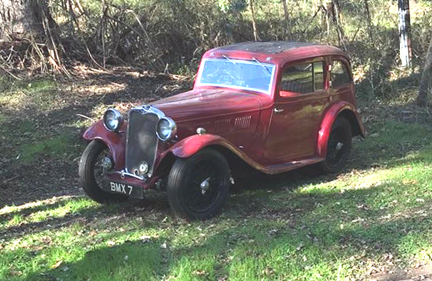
[167,149,230,220]
[320,117,352,173]
[79,140,128,204]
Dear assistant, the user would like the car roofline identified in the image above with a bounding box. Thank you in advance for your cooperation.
[204,42,347,65]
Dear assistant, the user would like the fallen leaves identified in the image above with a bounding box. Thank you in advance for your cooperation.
[9,269,23,276]
[262,267,275,277]
[140,235,152,243]
[193,270,208,277]
[52,260,63,269]
[296,242,304,251]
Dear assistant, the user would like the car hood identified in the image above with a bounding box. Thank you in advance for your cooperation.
[151,89,268,122]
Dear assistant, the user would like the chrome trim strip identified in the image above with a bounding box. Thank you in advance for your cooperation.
[131,104,166,119]
[109,170,146,181]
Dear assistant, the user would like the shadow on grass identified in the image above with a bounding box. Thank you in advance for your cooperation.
[0,198,74,225]
[0,195,171,244]
[19,181,432,281]
[2,123,432,279]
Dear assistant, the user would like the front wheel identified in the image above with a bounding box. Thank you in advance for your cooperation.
[79,140,128,204]
[320,117,352,173]
[167,149,230,220]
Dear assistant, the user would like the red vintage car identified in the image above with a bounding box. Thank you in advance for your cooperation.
[79,41,365,220]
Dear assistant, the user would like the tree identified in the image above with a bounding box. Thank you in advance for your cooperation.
[323,0,345,49]
[281,0,291,40]
[398,0,412,68]
[0,0,56,40]
[249,0,260,41]
[364,0,373,41]
[0,0,64,71]
[417,38,432,106]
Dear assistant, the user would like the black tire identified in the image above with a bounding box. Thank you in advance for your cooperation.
[167,149,230,220]
[79,140,128,204]
[320,117,352,173]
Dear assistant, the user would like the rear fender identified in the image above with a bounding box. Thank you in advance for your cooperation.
[317,102,365,158]
[83,120,126,169]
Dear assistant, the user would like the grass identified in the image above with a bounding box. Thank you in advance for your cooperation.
[19,133,78,163]
[1,117,432,280]
[1,71,432,280]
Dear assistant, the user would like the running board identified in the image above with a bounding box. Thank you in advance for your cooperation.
[263,157,323,175]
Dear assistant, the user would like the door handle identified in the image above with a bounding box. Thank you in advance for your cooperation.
[274,108,284,113]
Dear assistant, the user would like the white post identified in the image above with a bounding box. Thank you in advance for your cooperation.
[398,0,412,68]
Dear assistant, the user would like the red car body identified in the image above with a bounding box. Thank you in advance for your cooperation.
[83,41,364,198]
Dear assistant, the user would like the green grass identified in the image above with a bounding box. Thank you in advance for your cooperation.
[0,76,84,165]
[1,118,432,280]
[1,72,431,280]
[19,133,78,163]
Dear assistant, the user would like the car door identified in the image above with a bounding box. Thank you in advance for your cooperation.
[264,59,329,163]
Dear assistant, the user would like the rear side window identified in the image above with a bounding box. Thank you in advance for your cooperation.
[281,62,324,94]
[313,62,324,91]
[331,61,351,88]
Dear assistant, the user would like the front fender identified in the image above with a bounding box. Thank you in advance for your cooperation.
[167,133,275,172]
[169,134,240,158]
[83,120,126,169]
[317,102,365,158]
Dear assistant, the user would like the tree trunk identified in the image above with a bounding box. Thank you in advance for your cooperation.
[0,0,64,72]
[0,0,56,40]
[332,0,345,49]
[249,0,260,41]
[281,0,290,40]
[417,38,432,106]
[398,0,412,68]
[364,0,373,41]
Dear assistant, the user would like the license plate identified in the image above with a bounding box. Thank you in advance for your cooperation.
[105,181,144,199]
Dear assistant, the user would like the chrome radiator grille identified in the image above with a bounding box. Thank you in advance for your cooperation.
[125,109,159,176]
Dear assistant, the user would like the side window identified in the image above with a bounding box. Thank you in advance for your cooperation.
[313,62,324,91]
[281,62,324,94]
[331,61,351,88]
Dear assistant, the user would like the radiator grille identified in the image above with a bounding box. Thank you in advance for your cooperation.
[125,110,159,175]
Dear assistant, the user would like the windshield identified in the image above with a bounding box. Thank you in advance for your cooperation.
[196,58,276,95]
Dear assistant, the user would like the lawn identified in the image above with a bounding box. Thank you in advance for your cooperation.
[1,70,432,280]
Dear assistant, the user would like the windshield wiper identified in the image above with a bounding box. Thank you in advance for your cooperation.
[222,55,236,65]
[252,57,271,75]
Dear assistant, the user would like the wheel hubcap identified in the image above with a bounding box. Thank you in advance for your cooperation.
[200,177,211,194]
[335,142,344,152]
[101,156,113,170]
[184,159,223,213]
[327,127,348,167]
[95,150,111,190]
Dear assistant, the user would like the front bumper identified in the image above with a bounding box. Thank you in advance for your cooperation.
[105,171,160,194]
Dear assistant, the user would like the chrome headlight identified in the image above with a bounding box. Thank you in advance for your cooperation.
[156,117,177,141]
[103,108,123,132]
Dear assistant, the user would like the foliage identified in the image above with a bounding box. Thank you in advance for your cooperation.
[0,0,431,98]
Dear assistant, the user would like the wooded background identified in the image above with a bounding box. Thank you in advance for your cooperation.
[1,0,432,101]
